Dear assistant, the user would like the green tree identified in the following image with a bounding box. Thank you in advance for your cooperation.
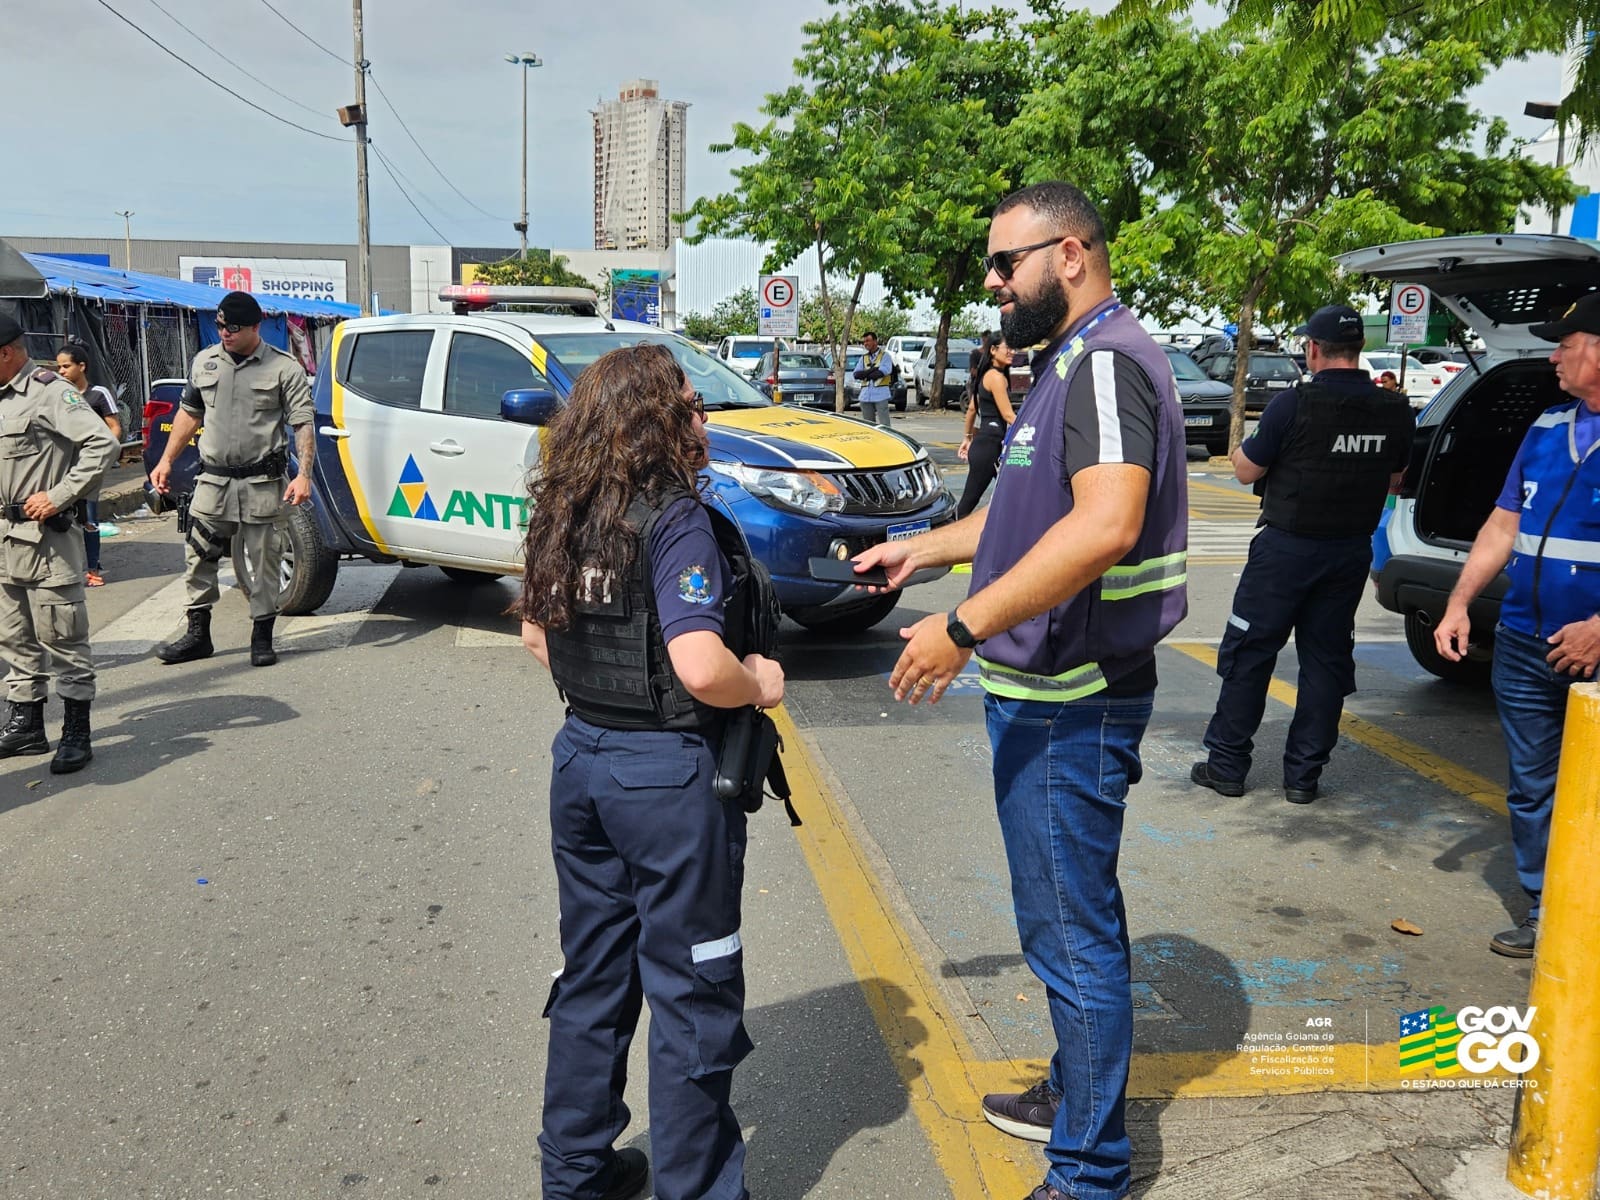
[1110,0,1589,147]
[474,249,600,291]
[1020,14,1570,447]
[686,1,1036,410]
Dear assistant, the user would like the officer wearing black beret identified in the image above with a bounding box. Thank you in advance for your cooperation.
[0,313,120,772]
[149,291,315,667]
[1192,305,1414,804]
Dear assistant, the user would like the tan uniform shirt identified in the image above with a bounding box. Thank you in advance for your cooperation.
[181,340,314,524]
[0,365,120,585]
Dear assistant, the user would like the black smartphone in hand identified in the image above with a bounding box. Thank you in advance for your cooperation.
[808,556,892,588]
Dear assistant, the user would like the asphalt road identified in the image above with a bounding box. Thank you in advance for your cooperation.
[1,416,1531,1198]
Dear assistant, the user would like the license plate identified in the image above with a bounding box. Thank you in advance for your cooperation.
[1267,380,1290,388]
[1184,414,1213,427]
[887,520,930,541]
[791,393,814,403]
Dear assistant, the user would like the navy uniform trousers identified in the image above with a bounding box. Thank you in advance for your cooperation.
[1202,526,1372,790]
[540,715,752,1200]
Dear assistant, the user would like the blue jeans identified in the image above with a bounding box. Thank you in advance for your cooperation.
[82,498,100,572]
[986,690,1153,1200]
[1491,624,1578,920]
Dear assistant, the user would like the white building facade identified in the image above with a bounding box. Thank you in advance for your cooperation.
[592,79,689,252]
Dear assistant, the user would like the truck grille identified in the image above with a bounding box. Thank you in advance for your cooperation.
[834,460,944,515]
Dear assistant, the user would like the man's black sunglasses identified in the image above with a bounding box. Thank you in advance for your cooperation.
[983,236,1087,281]
[215,319,249,333]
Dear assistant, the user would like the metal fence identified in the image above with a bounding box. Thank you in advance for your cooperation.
[99,303,193,444]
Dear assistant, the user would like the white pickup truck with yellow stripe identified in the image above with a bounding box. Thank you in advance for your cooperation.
[294,299,955,633]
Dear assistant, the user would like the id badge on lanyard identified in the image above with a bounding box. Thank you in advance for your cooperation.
[1001,303,1123,457]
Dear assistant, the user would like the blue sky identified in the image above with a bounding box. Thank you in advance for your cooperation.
[6,0,1568,251]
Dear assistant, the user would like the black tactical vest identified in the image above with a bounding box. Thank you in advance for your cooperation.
[1260,381,1414,538]
[545,490,778,732]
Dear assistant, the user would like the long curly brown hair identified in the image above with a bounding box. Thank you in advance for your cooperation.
[515,342,707,628]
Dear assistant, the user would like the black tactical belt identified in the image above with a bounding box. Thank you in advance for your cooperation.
[199,451,286,479]
[2,502,79,532]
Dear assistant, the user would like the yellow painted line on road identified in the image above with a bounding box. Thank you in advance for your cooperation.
[771,705,1040,1197]
[1169,641,1506,815]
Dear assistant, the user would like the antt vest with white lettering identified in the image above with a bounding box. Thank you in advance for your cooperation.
[1259,380,1414,538]
[968,302,1189,700]
[1501,403,1600,639]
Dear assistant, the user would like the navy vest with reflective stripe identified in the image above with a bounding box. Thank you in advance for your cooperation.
[967,302,1189,698]
[1501,403,1600,639]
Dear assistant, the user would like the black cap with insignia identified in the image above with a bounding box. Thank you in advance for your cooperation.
[1530,292,1600,342]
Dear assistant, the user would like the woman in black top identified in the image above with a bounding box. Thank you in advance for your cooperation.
[956,338,1017,518]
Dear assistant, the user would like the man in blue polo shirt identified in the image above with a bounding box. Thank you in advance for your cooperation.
[1191,305,1413,805]
[1434,292,1600,958]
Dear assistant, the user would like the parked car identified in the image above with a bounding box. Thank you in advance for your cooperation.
[1192,332,1280,372]
[886,335,931,381]
[1360,351,1446,408]
[714,334,781,379]
[1163,347,1234,457]
[1341,233,1598,682]
[1203,350,1303,413]
[145,288,959,635]
[841,348,909,411]
[913,339,979,406]
[751,349,836,406]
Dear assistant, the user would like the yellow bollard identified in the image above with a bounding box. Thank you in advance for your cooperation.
[1509,682,1600,1199]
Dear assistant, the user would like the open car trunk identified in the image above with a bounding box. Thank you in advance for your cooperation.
[1413,359,1568,547]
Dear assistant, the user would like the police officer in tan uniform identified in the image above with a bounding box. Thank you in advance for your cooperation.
[150,292,315,668]
[0,314,120,773]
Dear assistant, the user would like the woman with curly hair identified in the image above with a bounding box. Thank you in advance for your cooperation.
[517,341,784,1200]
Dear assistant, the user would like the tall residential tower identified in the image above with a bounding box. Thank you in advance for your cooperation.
[591,80,689,251]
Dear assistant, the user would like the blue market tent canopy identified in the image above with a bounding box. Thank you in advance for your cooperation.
[23,253,361,319]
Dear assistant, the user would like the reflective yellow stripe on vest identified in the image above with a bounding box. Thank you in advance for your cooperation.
[1100,550,1187,601]
[976,657,1107,702]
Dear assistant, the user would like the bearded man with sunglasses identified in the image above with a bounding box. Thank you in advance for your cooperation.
[856,181,1188,1200]
[150,291,315,668]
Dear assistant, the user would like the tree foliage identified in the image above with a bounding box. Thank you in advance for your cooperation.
[1020,11,1571,446]
[685,1,1032,408]
[473,249,599,291]
[1109,0,1591,148]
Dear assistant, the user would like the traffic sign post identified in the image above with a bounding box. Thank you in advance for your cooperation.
[1389,284,1430,348]
[758,274,800,338]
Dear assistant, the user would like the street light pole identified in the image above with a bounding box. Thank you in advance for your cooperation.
[505,52,542,259]
[114,210,134,270]
[1525,100,1566,236]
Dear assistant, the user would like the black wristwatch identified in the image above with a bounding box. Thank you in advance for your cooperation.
[947,608,978,649]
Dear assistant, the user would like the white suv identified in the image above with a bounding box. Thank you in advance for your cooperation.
[1341,234,1600,682]
[714,335,780,379]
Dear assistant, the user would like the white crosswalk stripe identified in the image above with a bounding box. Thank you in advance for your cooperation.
[1187,518,1258,563]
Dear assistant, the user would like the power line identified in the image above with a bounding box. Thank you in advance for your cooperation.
[368,71,509,222]
[143,0,336,123]
[92,0,346,142]
[370,143,452,244]
[254,0,352,67]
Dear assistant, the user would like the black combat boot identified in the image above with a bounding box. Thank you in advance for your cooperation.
[49,698,93,775]
[0,699,49,757]
[250,616,277,667]
[156,608,214,664]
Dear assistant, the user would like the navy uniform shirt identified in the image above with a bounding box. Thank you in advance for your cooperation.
[648,496,730,642]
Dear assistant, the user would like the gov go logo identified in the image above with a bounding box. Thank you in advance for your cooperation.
[1399,1004,1540,1080]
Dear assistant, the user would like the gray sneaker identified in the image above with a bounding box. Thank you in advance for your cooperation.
[981,1079,1060,1142]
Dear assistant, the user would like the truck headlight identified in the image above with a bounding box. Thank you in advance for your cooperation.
[713,462,845,516]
